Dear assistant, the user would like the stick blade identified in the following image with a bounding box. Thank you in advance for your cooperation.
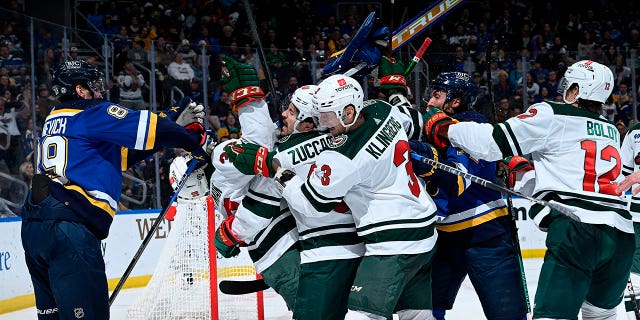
[218,279,270,295]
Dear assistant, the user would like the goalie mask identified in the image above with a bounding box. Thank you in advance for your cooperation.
[558,60,613,104]
[170,154,209,200]
[313,74,364,130]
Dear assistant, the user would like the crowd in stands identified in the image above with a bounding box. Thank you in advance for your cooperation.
[0,0,640,212]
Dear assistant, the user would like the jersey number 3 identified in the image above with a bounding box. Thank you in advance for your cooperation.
[393,140,420,197]
[581,140,621,195]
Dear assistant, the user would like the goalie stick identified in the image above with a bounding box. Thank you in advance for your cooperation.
[109,159,199,306]
[410,153,580,219]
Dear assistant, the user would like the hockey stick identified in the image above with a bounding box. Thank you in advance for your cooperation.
[503,174,533,319]
[410,153,579,219]
[242,0,279,107]
[219,278,270,295]
[627,277,640,320]
[391,0,464,51]
[404,37,432,76]
[109,159,199,306]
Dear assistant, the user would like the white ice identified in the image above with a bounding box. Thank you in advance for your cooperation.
[0,258,631,320]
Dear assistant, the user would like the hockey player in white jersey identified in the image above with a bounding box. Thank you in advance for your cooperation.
[210,56,299,309]
[264,74,438,320]
[616,121,640,317]
[423,60,633,320]
[223,85,365,319]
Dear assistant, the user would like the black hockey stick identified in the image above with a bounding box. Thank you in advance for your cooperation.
[627,277,640,319]
[502,173,533,319]
[109,159,199,306]
[219,278,270,295]
[410,153,579,219]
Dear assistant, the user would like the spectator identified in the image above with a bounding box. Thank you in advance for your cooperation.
[522,72,540,101]
[602,95,617,122]
[0,95,29,174]
[493,70,515,101]
[22,117,36,160]
[116,60,147,110]
[193,25,221,56]
[167,53,194,95]
[216,112,240,140]
[19,160,33,187]
[128,40,148,66]
[208,90,231,131]
[67,47,80,61]
[154,37,175,66]
[544,69,560,95]
[0,43,23,76]
[176,39,196,65]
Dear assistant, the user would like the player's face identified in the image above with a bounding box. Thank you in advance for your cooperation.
[280,103,299,136]
[428,89,447,108]
[319,111,345,136]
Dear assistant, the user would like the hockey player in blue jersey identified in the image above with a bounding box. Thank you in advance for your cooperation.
[404,70,528,320]
[21,60,210,320]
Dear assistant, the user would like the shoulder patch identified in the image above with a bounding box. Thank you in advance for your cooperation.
[329,134,348,148]
[107,105,128,119]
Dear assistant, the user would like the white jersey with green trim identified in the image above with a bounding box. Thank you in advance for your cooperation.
[273,131,364,264]
[620,123,640,221]
[282,100,438,256]
[448,101,631,233]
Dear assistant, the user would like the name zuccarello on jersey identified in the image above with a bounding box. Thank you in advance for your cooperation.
[42,117,68,135]
[365,117,402,159]
[286,135,332,165]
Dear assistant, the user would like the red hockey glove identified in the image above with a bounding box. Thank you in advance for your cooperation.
[499,156,534,188]
[214,215,245,258]
[423,106,457,149]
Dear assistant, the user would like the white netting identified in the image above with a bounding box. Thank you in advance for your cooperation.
[127,195,263,320]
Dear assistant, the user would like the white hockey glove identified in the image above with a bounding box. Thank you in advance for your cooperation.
[274,167,296,193]
[176,101,205,127]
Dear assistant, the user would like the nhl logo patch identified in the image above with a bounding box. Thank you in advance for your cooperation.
[74,308,84,318]
[329,134,348,148]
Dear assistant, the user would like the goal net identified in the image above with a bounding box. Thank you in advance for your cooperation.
[128,195,264,320]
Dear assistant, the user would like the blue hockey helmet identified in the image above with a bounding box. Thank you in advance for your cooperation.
[51,60,106,101]
[429,71,478,112]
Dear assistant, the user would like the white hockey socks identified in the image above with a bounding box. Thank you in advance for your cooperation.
[581,301,617,320]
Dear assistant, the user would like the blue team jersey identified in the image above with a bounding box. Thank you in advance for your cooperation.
[424,146,510,242]
[36,99,159,238]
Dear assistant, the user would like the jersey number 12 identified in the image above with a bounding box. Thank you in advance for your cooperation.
[581,139,621,195]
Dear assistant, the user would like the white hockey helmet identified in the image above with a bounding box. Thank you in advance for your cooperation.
[313,74,364,130]
[290,85,326,132]
[558,60,613,104]
[170,154,209,200]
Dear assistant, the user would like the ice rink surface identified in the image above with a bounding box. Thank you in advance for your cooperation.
[0,258,631,320]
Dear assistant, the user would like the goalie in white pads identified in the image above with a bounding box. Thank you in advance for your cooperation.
[424,60,633,320]
[223,85,365,320]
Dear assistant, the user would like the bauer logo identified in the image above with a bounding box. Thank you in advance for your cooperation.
[351,285,363,292]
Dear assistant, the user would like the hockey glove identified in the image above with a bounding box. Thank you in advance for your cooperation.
[158,97,206,134]
[222,56,264,111]
[378,55,407,95]
[223,142,276,177]
[499,156,534,188]
[423,106,457,149]
[214,215,245,258]
[408,140,438,178]
[274,167,296,194]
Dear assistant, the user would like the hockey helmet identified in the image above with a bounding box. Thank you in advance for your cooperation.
[51,60,106,101]
[558,60,613,104]
[429,71,478,111]
[169,154,209,200]
[313,74,364,130]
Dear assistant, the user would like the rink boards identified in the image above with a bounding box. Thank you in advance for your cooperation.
[0,197,545,314]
